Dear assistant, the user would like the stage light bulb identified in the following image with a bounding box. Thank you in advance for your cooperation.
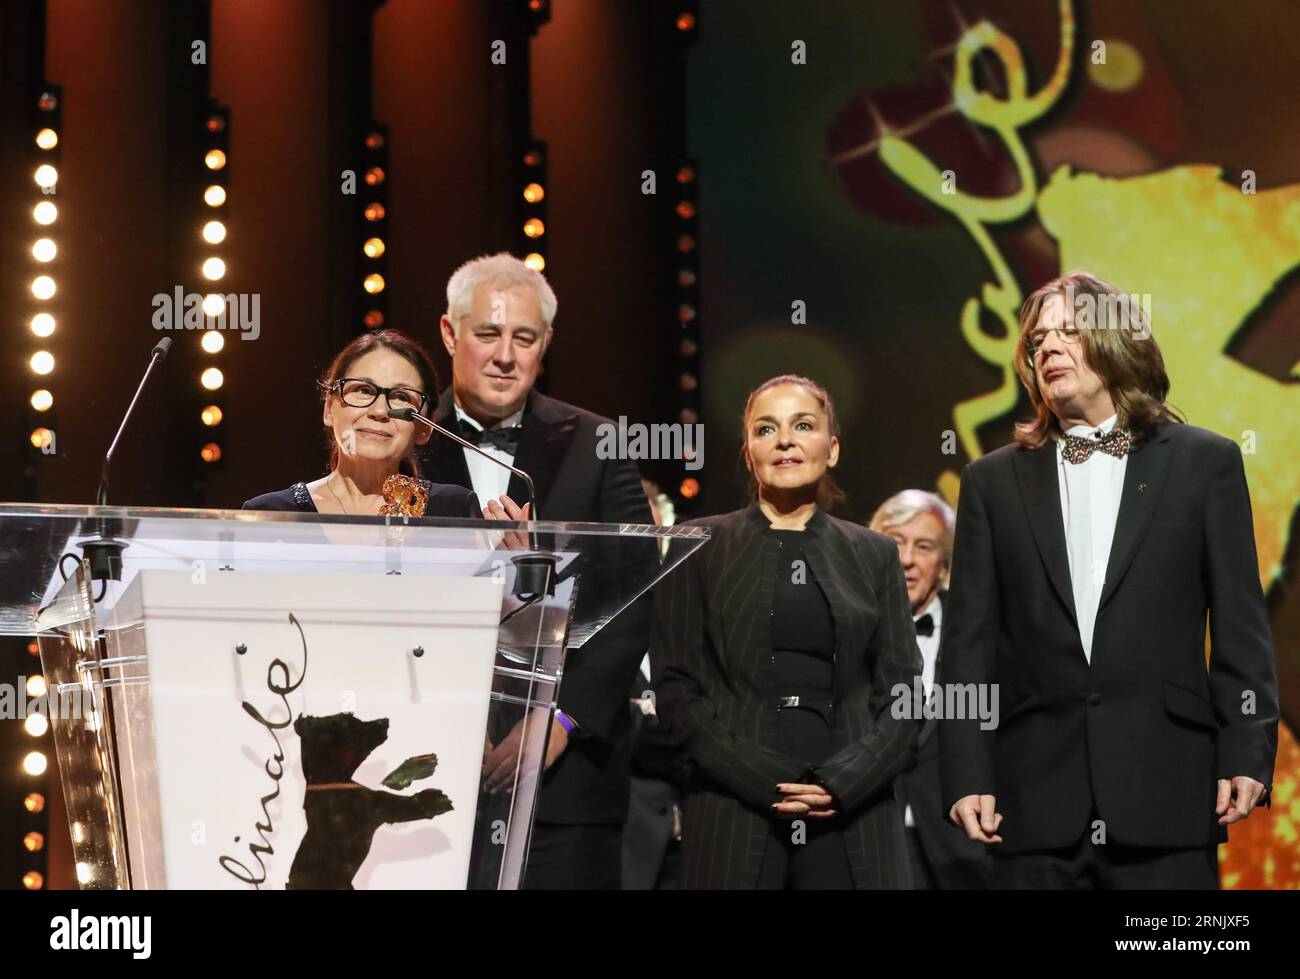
[22,872,43,891]
[22,751,47,776]
[31,313,55,337]
[523,182,545,203]
[32,238,56,262]
[680,478,700,499]
[202,257,226,280]
[35,128,58,150]
[26,675,46,697]
[204,184,227,207]
[30,351,54,375]
[30,390,53,412]
[202,293,225,317]
[24,793,44,813]
[201,367,224,390]
[202,220,226,244]
[29,428,53,449]
[25,714,48,737]
[523,253,546,272]
[201,405,223,426]
[523,218,545,238]
[204,149,227,170]
[34,164,57,188]
[200,442,222,463]
[363,237,385,258]
[201,330,224,353]
[363,310,383,328]
[31,275,56,300]
[364,167,385,186]
[363,273,385,295]
[33,201,57,225]
[364,203,385,222]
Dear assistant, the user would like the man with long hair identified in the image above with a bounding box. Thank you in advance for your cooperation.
[941,272,1278,888]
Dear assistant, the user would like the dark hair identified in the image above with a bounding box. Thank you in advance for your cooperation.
[739,374,846,512]
[319,329,439,476]
[1013,272,1183,449]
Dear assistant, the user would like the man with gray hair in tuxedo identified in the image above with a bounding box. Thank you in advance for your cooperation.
[870,490,992,889]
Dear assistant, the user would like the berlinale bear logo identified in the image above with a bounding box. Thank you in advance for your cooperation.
[286,713,453,889]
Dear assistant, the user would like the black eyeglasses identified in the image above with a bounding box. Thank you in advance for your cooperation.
[321,377,429,414]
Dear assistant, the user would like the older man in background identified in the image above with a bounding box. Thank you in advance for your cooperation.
[870,490,992,889]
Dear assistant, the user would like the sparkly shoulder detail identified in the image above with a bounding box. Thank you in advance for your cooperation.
[291,482,315,511]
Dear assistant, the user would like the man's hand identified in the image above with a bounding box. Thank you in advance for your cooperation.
[481,710,569,794]
[482,495,531,551]
[773,782,837,819]
[1216,776,1266,825]
[948,793,1003,843]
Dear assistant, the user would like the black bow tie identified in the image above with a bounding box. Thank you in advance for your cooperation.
[460,423,522,454]
[914,613,935,638]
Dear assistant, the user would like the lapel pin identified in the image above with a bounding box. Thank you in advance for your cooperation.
[1138,482,1147,493]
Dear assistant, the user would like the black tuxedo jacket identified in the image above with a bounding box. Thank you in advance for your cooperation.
[940,422,1278,854]
[894,590,994,888]
[652,503,923,888]
[422,388,654,824]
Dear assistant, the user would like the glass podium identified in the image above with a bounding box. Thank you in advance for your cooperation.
[0,503,707,890]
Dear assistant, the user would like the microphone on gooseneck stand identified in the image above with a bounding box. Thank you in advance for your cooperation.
[387,406,554,597]
[81,337,172,582]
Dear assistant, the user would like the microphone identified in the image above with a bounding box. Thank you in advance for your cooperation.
[97,337,171,507]
[388,406,554,597]
[82,337,172,582]
[386,406,538,520]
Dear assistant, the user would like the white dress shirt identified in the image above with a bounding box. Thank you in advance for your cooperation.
[1056,412,1127,663]
[454,402,523,506]
[904,592,942,829]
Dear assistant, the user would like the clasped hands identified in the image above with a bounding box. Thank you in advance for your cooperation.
[773,782,838,819]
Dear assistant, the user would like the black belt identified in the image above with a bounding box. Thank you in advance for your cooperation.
[772,693,834,724]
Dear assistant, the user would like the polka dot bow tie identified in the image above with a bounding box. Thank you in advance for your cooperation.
[1062,427,1133,464]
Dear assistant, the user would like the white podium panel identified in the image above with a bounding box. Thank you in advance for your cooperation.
[119,570,502,889]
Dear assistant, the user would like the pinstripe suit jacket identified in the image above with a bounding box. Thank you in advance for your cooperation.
[651,502,923,888]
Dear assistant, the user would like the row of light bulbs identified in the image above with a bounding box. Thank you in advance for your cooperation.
[21,637,48,888]
[198,110,230,463]
[28,93,61,455]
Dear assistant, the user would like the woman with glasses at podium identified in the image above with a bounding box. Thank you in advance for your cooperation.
[244,330,480,517]
[650,374,923,889]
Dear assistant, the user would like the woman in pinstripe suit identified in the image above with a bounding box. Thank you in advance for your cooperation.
[651,375,923,888]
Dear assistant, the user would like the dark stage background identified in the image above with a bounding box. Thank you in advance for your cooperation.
[0,0,1295,889]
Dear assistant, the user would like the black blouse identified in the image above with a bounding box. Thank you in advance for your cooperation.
[242,480,481,517]
[768,528,835,658]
